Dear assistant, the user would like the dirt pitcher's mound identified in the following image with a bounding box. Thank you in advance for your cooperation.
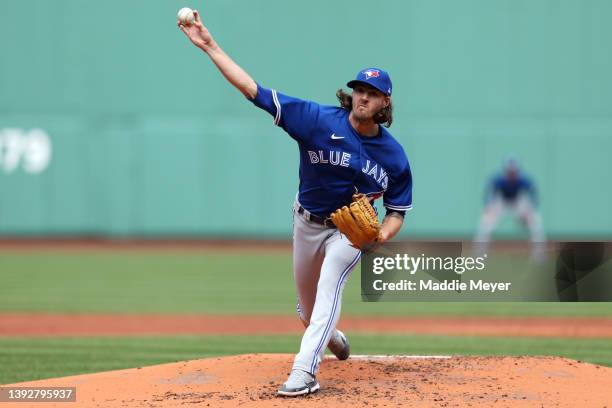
[4,354,612,407]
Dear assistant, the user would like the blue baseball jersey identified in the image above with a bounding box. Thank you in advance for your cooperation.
[249,84,413,216]
[487,173,537,204]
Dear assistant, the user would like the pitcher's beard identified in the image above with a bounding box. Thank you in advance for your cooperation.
[352,108,375,123]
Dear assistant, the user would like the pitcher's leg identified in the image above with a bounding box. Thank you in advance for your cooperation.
[292,212,327,325]
[292,233,360,374]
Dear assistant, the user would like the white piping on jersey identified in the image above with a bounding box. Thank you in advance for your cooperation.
[364,190,385,197]
[272,89,281,126]
[385,204,413,211]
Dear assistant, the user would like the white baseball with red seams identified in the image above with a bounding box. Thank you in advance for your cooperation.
[177,8,195,26]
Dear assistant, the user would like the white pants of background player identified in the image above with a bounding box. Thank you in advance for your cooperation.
[474,194,546,260]
[291,200,361,375]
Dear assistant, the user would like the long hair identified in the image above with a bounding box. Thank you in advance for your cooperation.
[336,89,393,128]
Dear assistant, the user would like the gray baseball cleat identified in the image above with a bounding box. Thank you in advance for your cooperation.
[327,329,350,360]
[277,369,320,397]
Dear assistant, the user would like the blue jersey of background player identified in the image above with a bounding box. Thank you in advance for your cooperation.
[250,74,413,217]
[476,158,546,261]
[485,158,537,205]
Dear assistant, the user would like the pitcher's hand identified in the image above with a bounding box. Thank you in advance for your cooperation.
[178,10,215,51]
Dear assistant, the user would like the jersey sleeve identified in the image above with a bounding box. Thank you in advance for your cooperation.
[248,83,320,142]
[383,162,413,212]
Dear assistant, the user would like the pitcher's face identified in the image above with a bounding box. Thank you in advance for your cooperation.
[351,84,389,121]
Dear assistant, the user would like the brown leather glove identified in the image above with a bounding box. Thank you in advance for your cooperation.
[330,193,381,250]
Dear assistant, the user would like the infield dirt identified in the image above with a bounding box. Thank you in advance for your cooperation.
[4,354,612,407]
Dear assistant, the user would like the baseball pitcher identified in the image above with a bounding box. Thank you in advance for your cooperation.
[178,9,413,397]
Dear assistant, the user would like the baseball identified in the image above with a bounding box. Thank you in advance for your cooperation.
[177,7,195,26]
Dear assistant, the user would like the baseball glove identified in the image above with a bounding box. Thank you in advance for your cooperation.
[330,193,381,251]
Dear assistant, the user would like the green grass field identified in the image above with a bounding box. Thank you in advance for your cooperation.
[2,334,612,384]
[1,250,611,384]
[1,251,611,316]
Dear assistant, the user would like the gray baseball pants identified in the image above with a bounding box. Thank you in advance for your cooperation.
[291,200,361,375]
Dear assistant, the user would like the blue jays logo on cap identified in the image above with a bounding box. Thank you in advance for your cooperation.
[347,67,392,96]
[364,69,380,79]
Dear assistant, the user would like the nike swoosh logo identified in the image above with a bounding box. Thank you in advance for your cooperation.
[331,133,345,140]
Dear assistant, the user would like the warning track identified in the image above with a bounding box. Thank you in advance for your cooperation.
[1,313,612,338]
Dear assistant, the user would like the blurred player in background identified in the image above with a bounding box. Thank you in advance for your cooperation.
[474,158,546,261]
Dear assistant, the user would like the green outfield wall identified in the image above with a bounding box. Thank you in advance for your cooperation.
[1,0,611,238]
